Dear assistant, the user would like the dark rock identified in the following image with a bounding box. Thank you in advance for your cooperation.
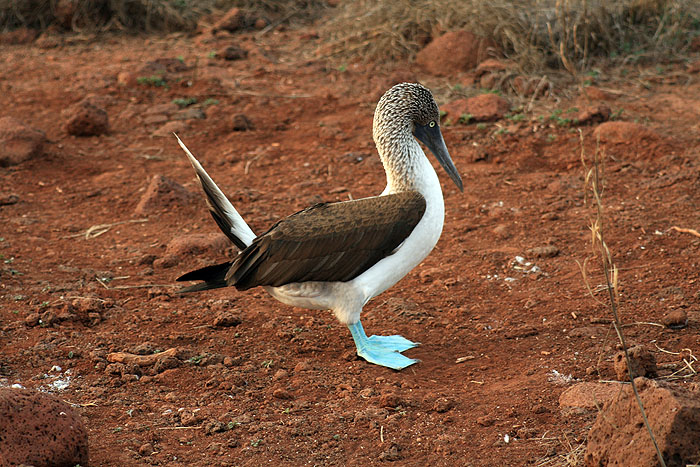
[378,443,402,462]
[433,397,455,413]
[220,45,248,61]
[527,245,560,258]
[476,415,494,426]
[203,420,227,434]
[213,7,246,33]
[272,388,294,400]
[0,117,46,167]
[138,442,154,456]
[661,309,688,329]
[416,30,498,75]
[379,393,403,408]
[213,311,241,327]
[232,114,254,131]
[294,361,311,372]
[153,355,181,374]
[65,100,109,136]
[574,105,611,125]
[614,345,658,381]
[24,313,40,327]
[586,378,700,466]
[180,409,203,427]
[0,193,19,205]
[0,388,88,466]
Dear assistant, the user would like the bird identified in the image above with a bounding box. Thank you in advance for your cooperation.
[174,82,462,370]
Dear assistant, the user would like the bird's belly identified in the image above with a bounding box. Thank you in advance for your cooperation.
[266,281,364,312]
[352,196,444,301]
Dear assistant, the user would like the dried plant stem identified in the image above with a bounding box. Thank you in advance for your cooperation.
[580,131,666,467]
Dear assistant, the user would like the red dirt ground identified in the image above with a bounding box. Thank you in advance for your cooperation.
[1,28,699,466]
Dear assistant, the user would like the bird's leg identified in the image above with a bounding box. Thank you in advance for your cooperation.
[347,320,419,370]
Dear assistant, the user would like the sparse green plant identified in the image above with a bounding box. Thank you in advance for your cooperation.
[202,98,219,107]
[251,439,262,447]
[476,123,487,130]
[458,113,473,124]
[261,359,273,368]
[610,109,624,120]
[207,51,217,58]
[549,109,571,126]
[187,355,206,364]
[137,76,167,88]
[173,97,197,108]
[176,55,185,62]
[506,113,525,122]
[546,133,557,142]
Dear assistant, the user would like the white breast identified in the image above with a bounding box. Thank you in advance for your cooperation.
[352,140,445,302]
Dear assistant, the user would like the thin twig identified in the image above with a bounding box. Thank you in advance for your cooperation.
[63,218,149,239]
[669,226,700,238]
[580,130,666,467]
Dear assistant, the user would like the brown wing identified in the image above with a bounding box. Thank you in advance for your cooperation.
[226,191,426,290]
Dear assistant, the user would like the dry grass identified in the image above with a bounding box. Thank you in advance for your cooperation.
[0,0,327,32]
[3,0,698,72]
[578,133,667,467]
[320,0,700,71]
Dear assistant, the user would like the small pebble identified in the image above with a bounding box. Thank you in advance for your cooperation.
[476,415,495,426]
[661,309,688,329]
[527,245,560,258]
[272,369,289,381]
[379,393,402,408]
[433,397,455,413]
[272,388,294,400]
[213,311,241,327]
[138,442,154,456]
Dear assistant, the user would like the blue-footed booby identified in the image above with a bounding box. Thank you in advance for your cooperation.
[174,82,462,370]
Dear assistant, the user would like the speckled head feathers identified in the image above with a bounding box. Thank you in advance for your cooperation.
[374,83,440,128]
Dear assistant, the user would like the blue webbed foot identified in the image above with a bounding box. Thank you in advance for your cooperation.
[347,321,419,370]
[367,334,419,352]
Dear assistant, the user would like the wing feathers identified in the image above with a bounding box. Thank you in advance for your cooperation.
[226,191,426,290]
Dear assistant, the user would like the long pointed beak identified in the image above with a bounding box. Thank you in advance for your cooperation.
[414,124,463,192]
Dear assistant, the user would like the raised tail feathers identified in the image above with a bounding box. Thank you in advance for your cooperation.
[174,134,256,249]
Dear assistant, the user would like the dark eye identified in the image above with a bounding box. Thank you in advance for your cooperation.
[429,121,436,128]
